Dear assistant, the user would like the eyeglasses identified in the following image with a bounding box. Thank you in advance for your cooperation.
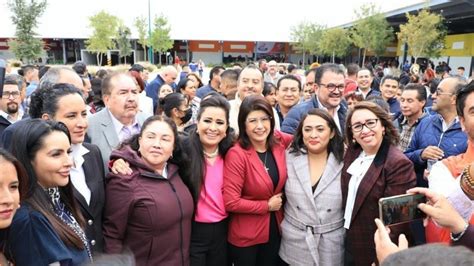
[246,116,271,125]
[434,88,453,96]
[319,83,345,92]
[350,118,379,132]
[1,91,20,99]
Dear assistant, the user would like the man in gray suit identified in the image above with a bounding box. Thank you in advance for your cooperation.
[88,72,148,171]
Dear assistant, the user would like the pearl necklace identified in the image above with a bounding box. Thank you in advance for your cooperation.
[203,148,219,158]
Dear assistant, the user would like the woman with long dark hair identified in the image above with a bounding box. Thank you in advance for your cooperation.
[183,95,235,265]
[7,119,91,265]
[0,148,28,264]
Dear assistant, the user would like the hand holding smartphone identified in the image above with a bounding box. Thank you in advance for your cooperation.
[379,193,427,226]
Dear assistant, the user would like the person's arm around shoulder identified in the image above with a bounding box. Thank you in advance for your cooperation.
[274,130,293,148]
[102,170,136,253]
[223,147,271,214]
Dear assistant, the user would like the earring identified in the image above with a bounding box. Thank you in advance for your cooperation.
[352,139,356,144]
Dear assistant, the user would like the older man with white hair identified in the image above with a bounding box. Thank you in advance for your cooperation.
[145,65,178,110]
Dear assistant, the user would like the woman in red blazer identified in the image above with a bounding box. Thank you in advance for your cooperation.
[223,95,292,266]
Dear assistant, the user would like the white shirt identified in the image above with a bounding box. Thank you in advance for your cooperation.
[0,109,23,124]
[107,109,140,142]
[69,144,91,205]
[139,91,154,118]
[316,95,341,133]
[344,151,376,229]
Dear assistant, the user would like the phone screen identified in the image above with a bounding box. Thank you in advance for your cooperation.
[379,193,426,226]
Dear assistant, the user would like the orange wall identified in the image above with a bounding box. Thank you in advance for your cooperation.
[188,41,222,52]
[222,41,254,53]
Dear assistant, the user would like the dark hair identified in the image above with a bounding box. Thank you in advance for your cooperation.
[366,95,391,114]
[3,74,22,91]
[276,74,302,91]
[263,82,276,96]
[381,75,399,86]
[186,73,203,88]
[238,95,276,149]
[346,63,360,76]
[128,71,145,92]
[357,67,373,77]
[130,64,144,72]
[18,65,37,77]
[315,63,345,84]
[428,78,441,94]
[177,78,193,93]
[458,66,465,71]
[209,66,225,81]
[29,83,83,119]
[10,119,85,249]
[344,91,364,102]
[287,64,297,73]
[403,83,427,102]
[289,109,344,162]
[0,148,29,200]
[101,71,122,96]
[95,69,108,79]
[345,101,400,148]
[38,65,50,80]
[159,92,187,118]
[456,80,474,117]
[119,115,189,180]
[184,96,235,202]
[220,69,239,85]
[72,61,87,76]
[91,78,104,110]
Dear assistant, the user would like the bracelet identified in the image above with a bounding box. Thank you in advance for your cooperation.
[450,222,469,242]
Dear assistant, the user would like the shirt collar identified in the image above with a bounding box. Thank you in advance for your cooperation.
[316,94,341,113]
[0,109,23,123]
[70,143,89,169]
[107,108,139,136]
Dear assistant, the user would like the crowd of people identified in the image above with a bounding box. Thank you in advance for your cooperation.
[0,57,472,266]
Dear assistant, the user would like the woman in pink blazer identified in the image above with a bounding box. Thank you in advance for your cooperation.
[223,95,292,266]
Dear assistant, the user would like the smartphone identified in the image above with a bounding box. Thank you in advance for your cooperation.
[379,193,426,226]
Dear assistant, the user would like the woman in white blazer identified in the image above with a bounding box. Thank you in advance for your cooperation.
[280,109,345,265]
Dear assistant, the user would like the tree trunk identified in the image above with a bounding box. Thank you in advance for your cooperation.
[143,46,147,61]
[362,49,367,67]
[302,51,306,69]
[97,53,101,66]
[332,51,335,63]
[124,56,127,64]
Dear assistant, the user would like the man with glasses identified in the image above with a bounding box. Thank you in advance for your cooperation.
[282,63,348,135]
[0,75,25,137]
[405,77,468,188]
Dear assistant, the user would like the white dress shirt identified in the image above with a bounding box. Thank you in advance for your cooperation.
[70,144,91,205]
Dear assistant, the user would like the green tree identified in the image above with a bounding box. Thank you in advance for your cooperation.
[85,11,119,66]
[397,9,446,61]
[319,28,351,63]
[149,14,173,65]
[134,16,149,61]
[291,21,325,68]
[116,24,132,64]
[351,3,393,66]
[8,0,47,63]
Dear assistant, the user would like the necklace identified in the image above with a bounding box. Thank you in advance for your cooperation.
[203,148,219,158]
[258,150,269,173]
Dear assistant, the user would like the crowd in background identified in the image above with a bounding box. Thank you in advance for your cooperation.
[0,57,473,266]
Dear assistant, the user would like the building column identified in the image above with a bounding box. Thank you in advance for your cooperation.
[62,39,67,64]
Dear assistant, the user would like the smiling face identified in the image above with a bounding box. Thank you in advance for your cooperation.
[0,159,20,229]
[351,109,385,155]
[302,114,334,155]
[316,71,345,109]
[139,120,175,171]
[32,131,72,188]
[197,107,228,153]
[276,78,300,109]
[460,92,474,142]
[52,94,88,144]
[357,69,373,91]
[245,110,271,148]
[380,79,399,100]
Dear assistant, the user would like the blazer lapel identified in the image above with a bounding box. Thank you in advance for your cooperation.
[82,151,98,211]
[291,154,316,209]
[314,153,342,198]
[247,148,275,195]
[101,111,119,150]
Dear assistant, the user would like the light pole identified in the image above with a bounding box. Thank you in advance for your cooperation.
[148,0,153,64]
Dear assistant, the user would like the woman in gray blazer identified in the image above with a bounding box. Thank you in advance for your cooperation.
[280,109,345,265]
